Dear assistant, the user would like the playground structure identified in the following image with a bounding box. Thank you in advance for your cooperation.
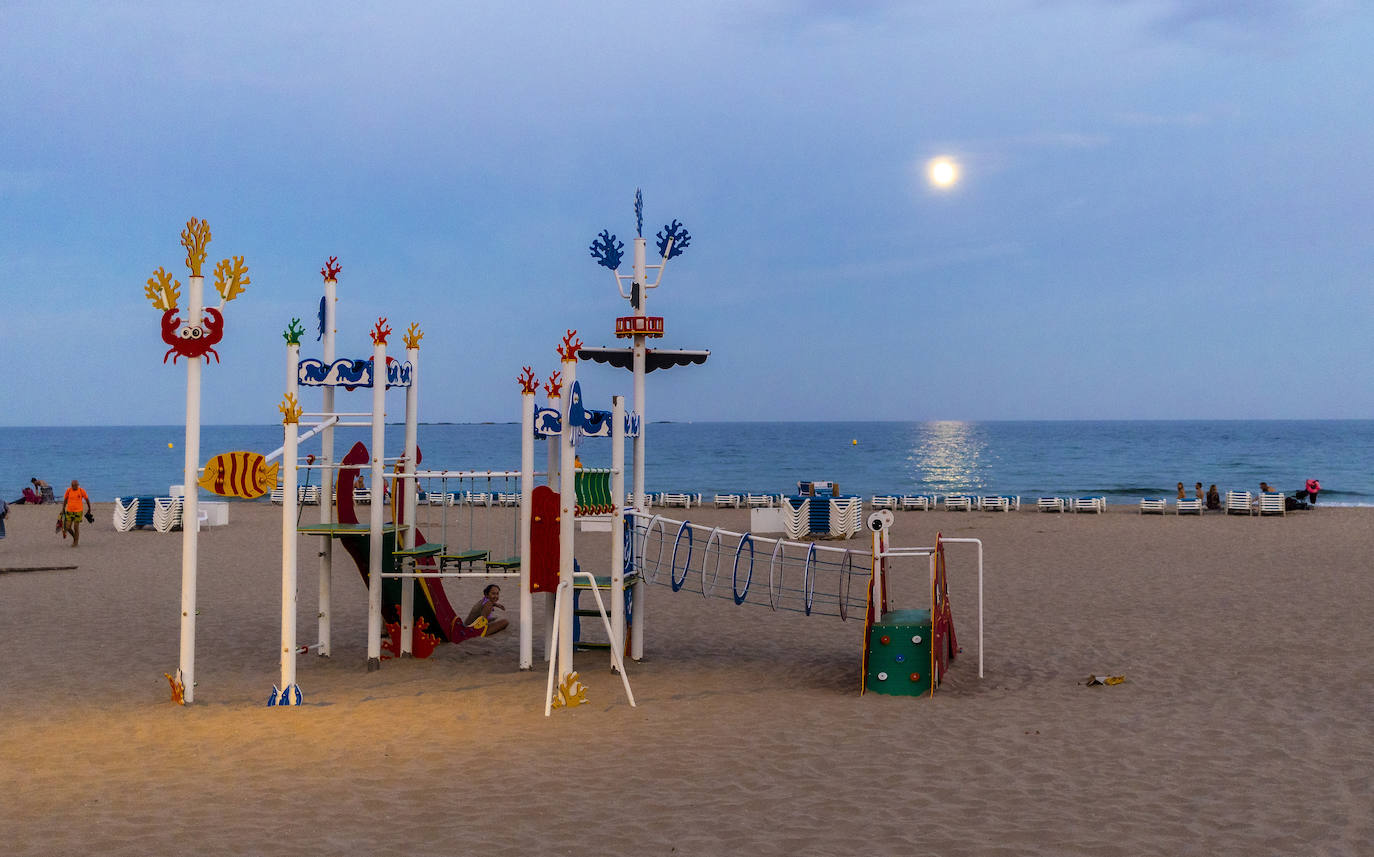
[153,194,986,709]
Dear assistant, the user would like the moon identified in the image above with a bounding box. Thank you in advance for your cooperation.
[927,157,959,188]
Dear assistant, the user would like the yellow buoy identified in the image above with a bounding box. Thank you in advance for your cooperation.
[168,442,174,448]
[851,439,858,446]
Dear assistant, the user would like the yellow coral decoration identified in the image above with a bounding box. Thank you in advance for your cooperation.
[279,392,302,425]
[213,255,250,302]
[181,217,212,277]
[550,670,589,709]
[145,266,181,311]
[403,322,423,350]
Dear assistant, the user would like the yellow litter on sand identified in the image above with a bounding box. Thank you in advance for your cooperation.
[1086,675,1125,686]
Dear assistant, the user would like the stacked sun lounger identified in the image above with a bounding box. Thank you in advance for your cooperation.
[1224,491,1252,515]
[1176,498,1202,514]
[154,496,184,532]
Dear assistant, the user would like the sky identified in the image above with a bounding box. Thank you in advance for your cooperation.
[2,0,1371,426]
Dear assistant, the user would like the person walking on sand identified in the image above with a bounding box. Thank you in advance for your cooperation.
[464,584,510,637]
[0,496,8,540]
[60,479,92,547]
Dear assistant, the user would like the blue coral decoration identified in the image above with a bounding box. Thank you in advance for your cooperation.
[656,219,691,260]
[590,229,624,271]
[635,188,643,238]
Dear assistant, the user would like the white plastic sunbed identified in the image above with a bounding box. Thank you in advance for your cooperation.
[1224,490,1253,515]
[1175,498,1202,515]
[1037,497,1065,512]
[1258,492,1286,516]
[1139,498,1167,514]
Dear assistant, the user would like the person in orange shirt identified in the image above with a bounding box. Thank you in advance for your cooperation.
[60,479,92,547]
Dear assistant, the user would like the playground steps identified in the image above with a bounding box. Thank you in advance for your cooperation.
[570,573,638,652]
[865,608,934,697]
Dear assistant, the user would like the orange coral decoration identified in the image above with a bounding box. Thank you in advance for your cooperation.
[544,370,562,398]
[518,366,538,393]
[557,329,583,361]
[370,317,392,345]
[321,255,342,281]
[402,322,423,350]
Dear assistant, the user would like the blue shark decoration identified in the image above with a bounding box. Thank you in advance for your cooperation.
[316,295,326,341]
[297,357,412,388]
[656,219,691,260]
[590,229,624,271]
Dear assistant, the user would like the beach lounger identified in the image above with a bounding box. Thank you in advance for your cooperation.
[871,495,898,510]
[661,492,693,508]
[746,493,773,508]
[465,491,491,506]
[1224,490,1252,515]
[113,497,138,532]
[900,495,930,511]
[944,495,972,511]
[713,493,741,508]
[1175,499,1202,515]
[978,496,1010,512]
[1258,492,1286,516]
[154,496,184,532]
[1072,497,1105,514]
[497,492,521,507]
[1037,497,1065,512]
[1139,498,1167,514]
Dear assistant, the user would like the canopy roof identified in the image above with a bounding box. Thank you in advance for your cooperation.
[577,346,710,373]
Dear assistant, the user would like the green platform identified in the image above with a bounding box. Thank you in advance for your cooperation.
[866,608,933,697]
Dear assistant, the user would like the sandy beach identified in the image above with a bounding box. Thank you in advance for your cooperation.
[1,500,1370,856]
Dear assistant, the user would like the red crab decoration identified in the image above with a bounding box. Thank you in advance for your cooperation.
[161,306,225,364]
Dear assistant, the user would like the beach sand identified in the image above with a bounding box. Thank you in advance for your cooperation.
[1,501,1371,856]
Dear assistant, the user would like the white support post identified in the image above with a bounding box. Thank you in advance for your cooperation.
[177,274,204,704]
[519,388,535,670]
[400,339,419,656]
[610,395,625,669]
[318,276,337,658]
[631,237,647,512]
[366,337,387,670]
[556,353,577,683]
[280,366,300,700]
[543,386,560,662]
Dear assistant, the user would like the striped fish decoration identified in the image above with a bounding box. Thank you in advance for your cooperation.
[198,451,279,499]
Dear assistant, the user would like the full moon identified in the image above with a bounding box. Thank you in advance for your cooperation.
[927,157,959,188]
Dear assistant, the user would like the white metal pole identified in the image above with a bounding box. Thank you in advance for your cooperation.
[318,276,337,657]
[543,386,559,661]
[519,388,535,670]
[632,237,647,512]
[557,352,577,682]
[366,336,387,670]
[177,274,203,704]
[400,340,419,656]
[610,395,625,668]
[280,380,299,697]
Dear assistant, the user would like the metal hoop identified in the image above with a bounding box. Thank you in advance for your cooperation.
[838,549,854,621]
[803,543,817,616]
[670,520,693,591]
[701,527,723,597]
[732,533,755,605]
[641,514,665,582]
[768,538,784,611]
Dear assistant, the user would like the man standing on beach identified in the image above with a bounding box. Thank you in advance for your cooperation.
[60,479,92,547]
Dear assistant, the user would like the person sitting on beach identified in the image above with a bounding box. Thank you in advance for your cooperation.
[1194,482,1204,503]
[14,487,41,504]
[1176,481,1186,500]
[464,584,509,637]
[1206,484,1221,510]
[59,479,92,547]
[32,477,54,504]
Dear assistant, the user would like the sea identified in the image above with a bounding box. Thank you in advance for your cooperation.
[3,420,1370,507]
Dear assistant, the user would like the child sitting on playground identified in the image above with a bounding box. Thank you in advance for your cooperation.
[465,584,509,637]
